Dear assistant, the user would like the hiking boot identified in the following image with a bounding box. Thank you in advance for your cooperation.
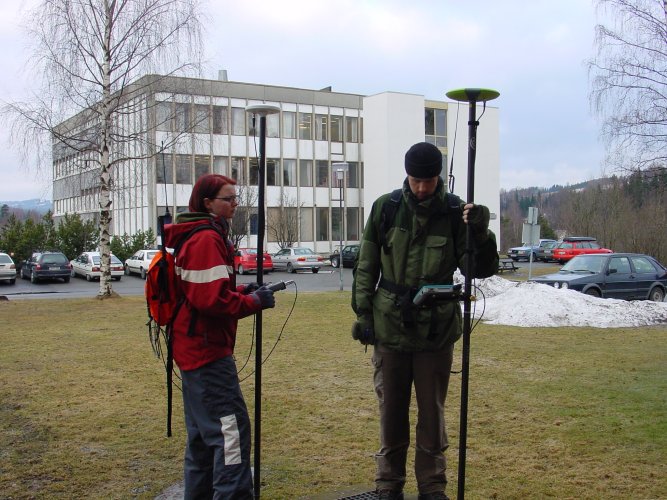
[377,489,404,500]
[418,492,449,500]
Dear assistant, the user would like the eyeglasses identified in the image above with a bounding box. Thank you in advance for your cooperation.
[212,195,239,203]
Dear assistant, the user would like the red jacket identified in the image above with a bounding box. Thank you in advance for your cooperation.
[164,214,261,371]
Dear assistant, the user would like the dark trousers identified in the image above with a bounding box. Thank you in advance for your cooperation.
[372,343,455,494]
[181,357,253,500]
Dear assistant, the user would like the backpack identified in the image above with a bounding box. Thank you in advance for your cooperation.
[145,222,215,437]
[378,188,462,253]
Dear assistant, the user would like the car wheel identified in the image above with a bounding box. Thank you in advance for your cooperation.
[140,267,146,280]
[331,256,339,268]
[63,276,70,283]
[115,276,122,281]
[124,265,130,276]
[71,269,76,278]
[312,268,319,274]
[30,270,38,284]
[21,268,27,280]
[585,288,601,298]
[9,278,15,285]
[511,257,518,262]
[238,265,245,275]
[86,273,92,282]
[648,286,665,302]
[287,263,295,274]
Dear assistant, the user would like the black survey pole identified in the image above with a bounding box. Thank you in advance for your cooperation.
[245,104,280,499]
[445,88,499,500]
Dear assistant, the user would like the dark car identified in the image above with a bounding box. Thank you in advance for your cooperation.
[330,244,360,269]
[530,253,666,301]
[21,251,72,284]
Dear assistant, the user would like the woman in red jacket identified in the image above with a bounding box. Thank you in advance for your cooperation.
[165,174,275,499]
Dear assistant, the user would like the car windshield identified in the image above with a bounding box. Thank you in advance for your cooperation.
[0,254,12,263]
[294,248,314,255]
[41,254,68,265]
[561,255,604,273]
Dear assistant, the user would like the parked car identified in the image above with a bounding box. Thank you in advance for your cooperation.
[552,237,612,264]
[530,253,666,301]
[124,249,159,279]
[234,248,273,275]
[71,252,124,281]
[0,252,17,285]
[272,247,324,273]
[508,239,557,261]
[536,240,559,262]
[330,244,360,269]
[20,251,71,283]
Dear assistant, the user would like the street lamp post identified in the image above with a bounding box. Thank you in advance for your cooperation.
[332,162,348,291]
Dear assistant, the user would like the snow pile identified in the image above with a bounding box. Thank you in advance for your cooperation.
[461,274,667,328]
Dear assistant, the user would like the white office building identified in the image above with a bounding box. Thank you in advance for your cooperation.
[52,74,500,253]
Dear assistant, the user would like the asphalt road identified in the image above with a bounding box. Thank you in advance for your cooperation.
[0,260,554,301]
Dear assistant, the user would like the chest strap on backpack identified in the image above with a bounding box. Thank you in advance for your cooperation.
[379,189,403,254]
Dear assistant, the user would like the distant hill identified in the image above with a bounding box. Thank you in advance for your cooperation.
[0,199,53,214]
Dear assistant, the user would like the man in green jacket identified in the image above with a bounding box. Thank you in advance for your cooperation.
[352,142,499,500]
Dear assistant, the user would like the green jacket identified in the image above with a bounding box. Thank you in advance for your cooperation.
[351,179,499,351]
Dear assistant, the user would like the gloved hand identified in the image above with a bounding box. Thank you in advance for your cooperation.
[352,316,375,345]
[463,204,490,242]
[242,282,260,294]
[252,286,275,309]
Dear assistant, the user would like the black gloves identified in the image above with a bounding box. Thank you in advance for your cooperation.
[465,204,490,243]
[242,282,260,294]
[252,286,275,309]
[352,316,375,345]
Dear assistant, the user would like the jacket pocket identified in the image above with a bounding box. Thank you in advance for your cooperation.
[423,235,448,277]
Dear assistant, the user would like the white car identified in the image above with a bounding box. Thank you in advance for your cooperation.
[0,252,17,284]
[124,249,159,279]
[70,252,124,281]
[272,247,324,273]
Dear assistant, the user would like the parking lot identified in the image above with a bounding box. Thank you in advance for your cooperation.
[0,265,358,299]
[0,260,557,300]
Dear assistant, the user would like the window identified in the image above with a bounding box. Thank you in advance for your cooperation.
[346,207,359,240]
[299,160,313,187]
[267,113,280,138]
[231,157,245,183]
[194,155,210,180]
[316,161,328,187]
[315,114,327,141]
[175,154,192,184]
[283,159,296,186]
[631,256,657,273]
[249,158,259,186]
[213,156,227,175]
[330,116,342,142]
[175,103,190,132]
[267,159,279,186]
[156,102,171,132]
[332,207,343,241]
[249,211,258,235]
[425,108,447,147]
[156,153,173,183]
[609,256,631,274]
[193,104,210,133]
[300,207,313,242]
[316,207,329,241]
[283,111,296,138]
[232,107,246,135]
[299,112,312,140]
[347,162,359,188]
[345,116,358,143]
[213,106,228,134]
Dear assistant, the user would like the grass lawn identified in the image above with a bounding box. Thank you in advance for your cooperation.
[1,292,665,499]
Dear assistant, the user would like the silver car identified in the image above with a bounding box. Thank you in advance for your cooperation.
[0,252,17,284]
[272,247,324,274]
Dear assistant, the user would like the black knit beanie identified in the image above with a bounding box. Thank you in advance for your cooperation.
[404,142,442,178]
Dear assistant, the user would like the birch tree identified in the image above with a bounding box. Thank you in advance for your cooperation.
[2,0,203,298]
[588,0,667,172]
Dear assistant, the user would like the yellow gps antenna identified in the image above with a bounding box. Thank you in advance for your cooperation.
[445,88,499,500]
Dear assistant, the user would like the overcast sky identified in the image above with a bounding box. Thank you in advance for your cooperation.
[0,0,610,202]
